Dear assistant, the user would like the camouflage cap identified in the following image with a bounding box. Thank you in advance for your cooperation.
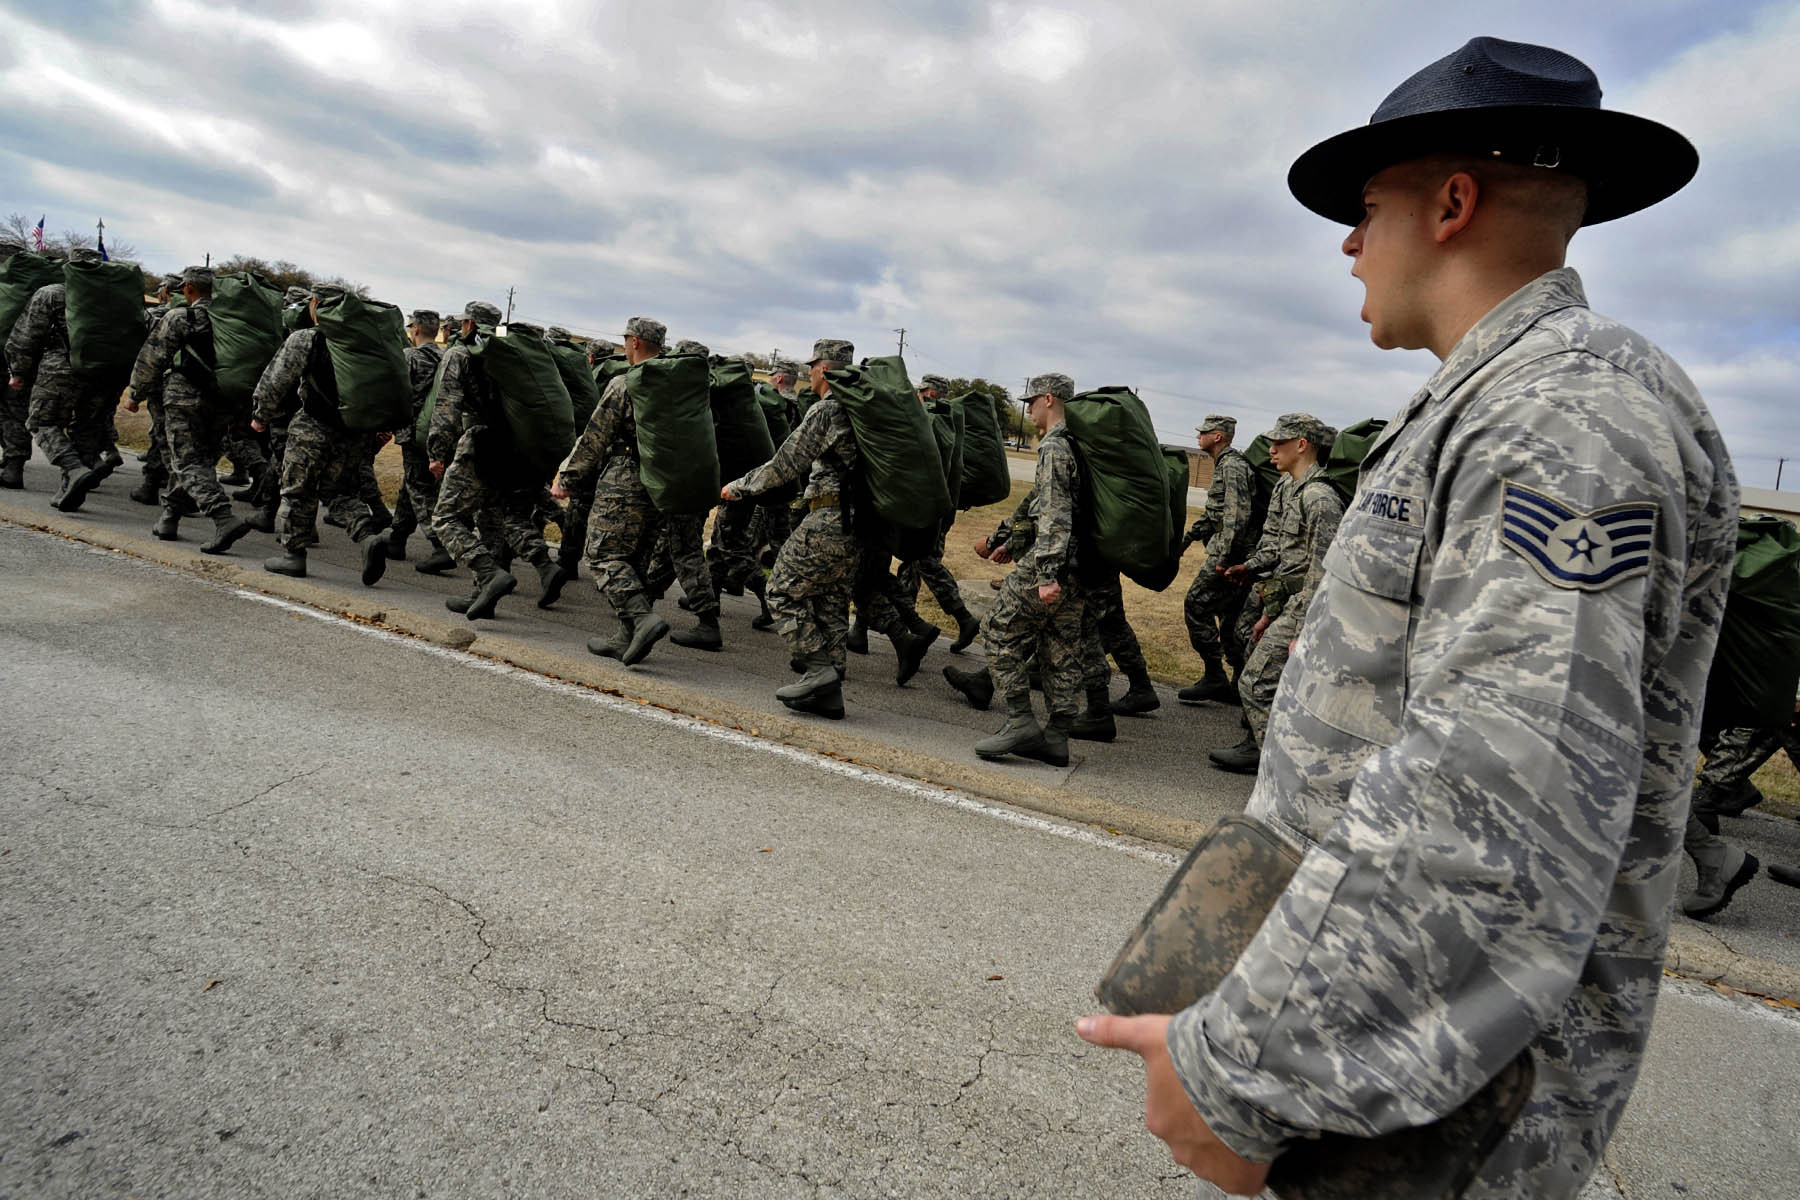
[311,283,348,300]
[282,286,310,304]
[545,325,573,342]
[67,246,103,264]
[919,373,951,393]
[587,338,620,357]
[1263,412,1337,446]
[673,338,710,358]
[180,265,213,287]
[458,300,502,326]
[163,273,185,290]
[406,309,441,331]
[770,358,800,378]
[1022,373,1075,403]
[1196,414,1236,436]
[807,338,854,367]
[620,316,666,346]
[0,235,24,252]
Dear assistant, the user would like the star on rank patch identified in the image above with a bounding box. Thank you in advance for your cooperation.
[1499,480,1658,591]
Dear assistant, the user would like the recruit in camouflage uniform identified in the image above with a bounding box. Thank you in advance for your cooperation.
[5,248,128,510]
[556,337,623,577]
[724,338,864,718]
[560,316,674,667]
[1680,715,1795,918]
[125,274,185,506]
[385,308,453,573]
[1178,414,1258,704]
[250,294,387,587]
[126,266,254,555]
[707,358,797,631]
[1070,565,1156,739]
[895,373,982,653]
[0,237,29,488]
[1209,414,1342,772]
[1130,40,1740,1200]
[648,339,723,651]
[241,286,313,531]
[967,372,1084,766]
[428,306,565,620]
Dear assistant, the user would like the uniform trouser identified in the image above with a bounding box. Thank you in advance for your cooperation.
[389,440,443,546]
[896,522,967,616]
[223,420,268,476]
[1684,723,1800,858]
[26,364,120,471]
[585,478,662,620]
[706,498,761,591]
[140,393,170,478]
[748,498,795,565]
[0,355,30,464]
[852,549,918,642]
[162,401,235,519]
[769,508,861,669]
[357,439,385,511]
[1185,565,1251,669]
[986,568,1085,720]
[1239,601,1303,744]
[663,512,719,614]
[432,453,547,568]
[1079,570,1149,690]
[558,478,595,563]
[276,411,376,551]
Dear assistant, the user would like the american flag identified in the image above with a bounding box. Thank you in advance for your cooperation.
[32,215,45,251]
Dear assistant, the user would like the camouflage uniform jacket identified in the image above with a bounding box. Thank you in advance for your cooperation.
[252,327,319,428]
[727,393,857,504]
[5,283,69,379]
[1237,474,1295,580]
[561,371,644,493]
[426,340,490,466]
[1166,268,1739,1196]
[1018,421,1078,586]
[1185,446,1257,565]
[129,298,215,411]
[397,341,443,447]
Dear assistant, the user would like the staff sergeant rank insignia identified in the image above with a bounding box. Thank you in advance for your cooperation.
[1499,479,1658,592]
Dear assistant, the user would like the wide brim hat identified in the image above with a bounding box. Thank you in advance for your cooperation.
[1288,37,1697,227]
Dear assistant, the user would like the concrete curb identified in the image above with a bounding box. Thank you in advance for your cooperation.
[8,498,1795,1008]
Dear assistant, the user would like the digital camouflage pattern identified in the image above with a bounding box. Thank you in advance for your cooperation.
[1238,464,1342,742]
[984,420,1084,714]
[895,522,966,616]
[251,327,318,430]
[274,410,378,550]
[390,339,446,547]
[10,283,124,471]
[429,339,546,568]
[1079,569,1150,691]
[130,299,235,518]
[1184,444,1259,666]
[161,403,234,519]
[730,394,858,505]
[564,371,661,618]
[1687,720,1800,853]
[1166,269,1739,1199]
[660,511,718,615]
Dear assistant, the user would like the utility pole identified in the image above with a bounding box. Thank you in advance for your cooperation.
[1779,458,1788,490]
[95,217,104,254]
[894,327,907,357]
[504,287,515,323]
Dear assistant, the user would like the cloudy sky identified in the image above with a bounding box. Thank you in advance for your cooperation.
[5,1,1796,484]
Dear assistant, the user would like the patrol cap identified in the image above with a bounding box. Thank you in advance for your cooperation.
[407,309,441,331]
[457,300,502,326]
[180,265,213,287]
[282,286,310,304]
[311,283,347,301]
[673,339,710,357]
[919,373,951,393]
[620,316,666,346]
[1263,412,1337,446]
[587,338,620,357]
[162,273,185,291]
[1196,414,1236,436]
[770,358,801,378]
[1022,373,1075,403]
[67,246,103,264]
[807,339,854,367]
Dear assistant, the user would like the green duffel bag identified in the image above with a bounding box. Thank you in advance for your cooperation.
[1124,452,1195,593]
[311,292,411,431]
[592,353,628,395]
[0,253,64,347]
[471,327,575,479]
[629,352,719,514]
[827,355,952,530]
[1242,434,1282,533]
[412,348,455,446]
[755,382,793,448]
[547,341,602,436]
[282,303,308,335]
[1064,386,1176,583]
[1324,417,1387,503]
[928,397,966,511]
[710,357,776,481]
[210,272,285,405]
[63,259,146,377]
[955,389,1011,509]
[1705,516,1800,733]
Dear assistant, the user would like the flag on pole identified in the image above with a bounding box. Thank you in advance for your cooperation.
[32,216,45,251]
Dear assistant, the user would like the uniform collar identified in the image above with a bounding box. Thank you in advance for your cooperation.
[1292,459,1327,487]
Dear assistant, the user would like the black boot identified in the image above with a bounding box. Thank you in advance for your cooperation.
[588,617,633,659]
[151,506,181,540]
[893,625,939,686]
[464,553,517,621]
[0,458,23,489]
[414,545,456,575]
[244,499,277,533]
[263,547,306,577]
[975,696,1057,763]
[383,527,409,561]
[129,472,167,506]
[748,573,775,630]
[1112,667,1162,716]
[365,500,393,535]
[52,466,103,512]
[1178,659,1238,705]
[620,601,671,666]
[949,607,981,654]
[1070,687,1117,742]
[777,654,845,719]
[671,608,724,650]
[358,534,388,586]
[943,665,995,711]
[200,512,254,555]
[446,578,478,614]
[847,614,869,655]
[1208,734,1261,773]
[93,447,123,480]
[534,556,570,609]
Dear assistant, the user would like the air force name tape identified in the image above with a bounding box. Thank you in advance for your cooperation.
[1500,479,1656,591]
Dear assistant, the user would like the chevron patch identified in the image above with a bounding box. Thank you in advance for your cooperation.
[1499,480,1657,591]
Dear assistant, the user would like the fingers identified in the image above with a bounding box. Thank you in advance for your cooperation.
[1075,1012,1157,1054]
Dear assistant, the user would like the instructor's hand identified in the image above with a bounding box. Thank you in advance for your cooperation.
[1075,1013,1269,1196]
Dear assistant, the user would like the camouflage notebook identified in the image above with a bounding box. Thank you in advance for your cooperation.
[1096,815,1534,1200]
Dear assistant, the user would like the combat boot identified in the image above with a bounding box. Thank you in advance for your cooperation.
[52,466,103,512]
[713,563,744,598]
[230,480,262,502]
[263,547,306,577]
[1070,687,1116,742]
[366,499,393,534]
[949,606,981,654]
[620,600,671,666]
[1111,667,1161,716]
[446,582,477,615]
[200,512,254,555]
[414,545,456,575]
[847,614,869,655]
[893,625,939,686]
[975,697,1056,764]
[671,608,724,651]
[383,527,409,561]
[1208,734,1261,774]
[93,447,123,480]
[556,538,582,580]
[151,506,181,540]
[777,655,845,719]
[943,665,995,711]
[357,534,388,586]
[464,553,517,621]
[747,572,775,631]
[244,498,277,533]
[0,458,23,489]
[129,471,166,506]
[493,543,514,574]
[1683,843,1760,920]
[1178,659,1238,705]
[588,617,632,660]
[533,556,570,609]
